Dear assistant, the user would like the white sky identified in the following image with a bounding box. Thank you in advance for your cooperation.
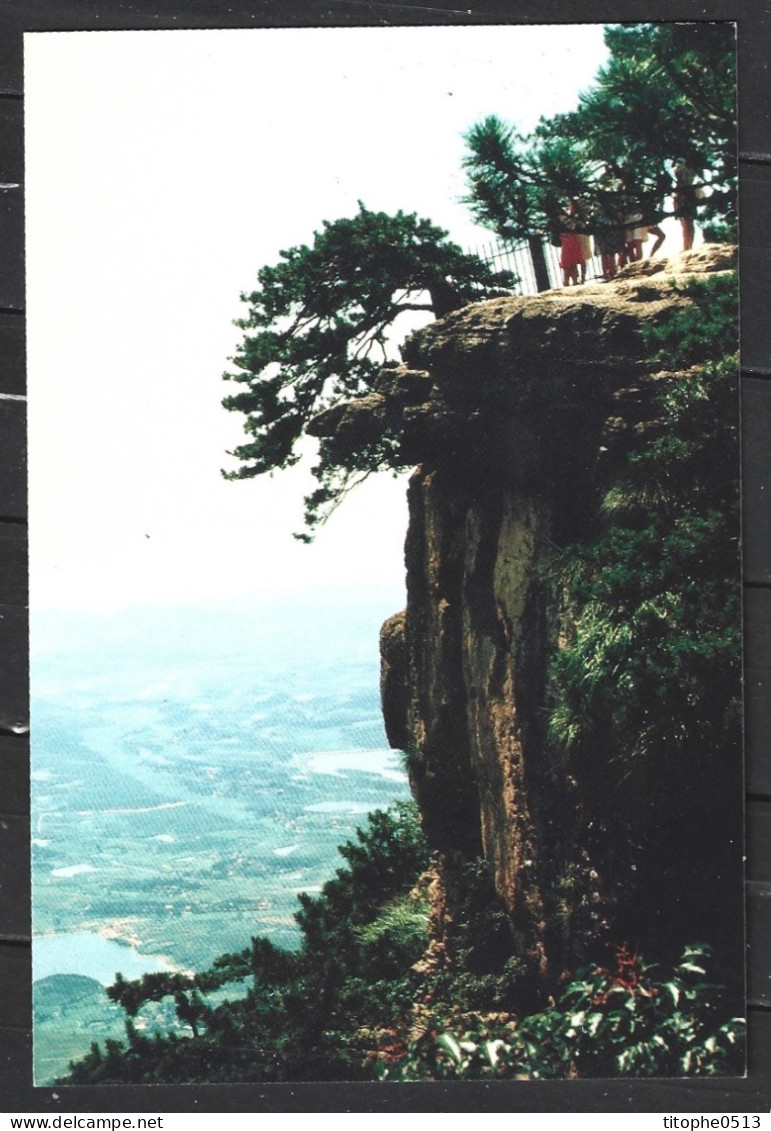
[25,25,611,612]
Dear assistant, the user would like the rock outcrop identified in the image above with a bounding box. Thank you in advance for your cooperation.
[311,245,739,1000]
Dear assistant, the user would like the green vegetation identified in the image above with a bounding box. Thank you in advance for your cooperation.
[381,945,745,1080]
[66,200,741,1096]
[222,204,512,538]
[58,29,743,1087]
[224,26,736,539]
[463,23,736,247]
[545,272,741,961]
[61,812,744,1083]
[61,802,432,1083]
[33,975,127,1085]
[549,274,740,774]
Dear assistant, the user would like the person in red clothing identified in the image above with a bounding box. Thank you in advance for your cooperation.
[558,201,585,286]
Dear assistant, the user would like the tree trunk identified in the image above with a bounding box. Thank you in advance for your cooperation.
[528,235,551,293]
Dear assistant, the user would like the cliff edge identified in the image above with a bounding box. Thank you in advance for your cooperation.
[311,244,741,1003]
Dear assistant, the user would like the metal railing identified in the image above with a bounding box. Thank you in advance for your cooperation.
[469,236,606,295]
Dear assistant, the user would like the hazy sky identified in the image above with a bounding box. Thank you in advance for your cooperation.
[26,25,611,612]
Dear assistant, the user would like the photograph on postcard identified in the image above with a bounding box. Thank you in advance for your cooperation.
[25,23,743,1085]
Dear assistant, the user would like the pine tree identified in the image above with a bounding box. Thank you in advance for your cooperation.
[222,202,513,537]
[463,23,737,247]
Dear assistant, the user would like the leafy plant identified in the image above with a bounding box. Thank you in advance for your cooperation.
[382,944,745,1080]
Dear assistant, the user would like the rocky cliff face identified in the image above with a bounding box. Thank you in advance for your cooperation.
[311,244,738,999]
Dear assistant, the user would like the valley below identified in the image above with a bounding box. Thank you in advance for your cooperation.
[31,597,410,1084]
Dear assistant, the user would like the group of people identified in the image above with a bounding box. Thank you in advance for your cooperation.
[556,199,662,286]
[555,160,703,287]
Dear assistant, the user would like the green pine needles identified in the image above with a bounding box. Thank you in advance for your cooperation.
[223,24,736,539]
[463,24,736,246]
[61,802,431,1084]
[222,203,513,538]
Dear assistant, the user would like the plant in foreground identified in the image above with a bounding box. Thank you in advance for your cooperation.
[381,944,744,1080]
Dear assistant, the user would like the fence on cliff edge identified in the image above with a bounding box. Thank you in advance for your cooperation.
[469,235,606,295]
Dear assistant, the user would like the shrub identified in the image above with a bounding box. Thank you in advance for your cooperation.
[382,944,745,1080]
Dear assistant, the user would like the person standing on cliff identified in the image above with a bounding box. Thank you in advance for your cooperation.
[572,197,594,282]
[558,201,585,286]
[641,172,669,257]
[621,194,649,263]
[592,179,626,281]
[673,158,703,251]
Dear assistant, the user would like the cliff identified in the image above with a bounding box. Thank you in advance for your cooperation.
[311,244,741,1002]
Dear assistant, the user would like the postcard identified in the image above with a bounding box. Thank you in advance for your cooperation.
[26,22,743,1086]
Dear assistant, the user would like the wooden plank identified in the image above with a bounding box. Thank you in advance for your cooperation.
[743,378,771,586]
[740,166,771,375]
[0,314,26,396]
[0,1030,31,1103]
[744,587,771,672]
[0,0,766,39]
[744,587,771,797]
[748,800,771,882]
[743,1008,771,1097]
[0,397,26,519]
[0,942,30,1032]
[745,662,771,797]
[0,736,28,817]
[0,99,22,182]
[0,603,27,732]
[0,190,23,312]
[0,21,22,98]
[0,521,27,607]
[747,881,771,1007]
[0,813,30,939]
[738,17,771,163]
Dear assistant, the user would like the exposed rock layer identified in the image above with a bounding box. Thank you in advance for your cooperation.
[314,245,738,995]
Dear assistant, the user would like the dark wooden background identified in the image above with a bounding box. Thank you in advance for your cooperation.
[0,0,768,1114]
